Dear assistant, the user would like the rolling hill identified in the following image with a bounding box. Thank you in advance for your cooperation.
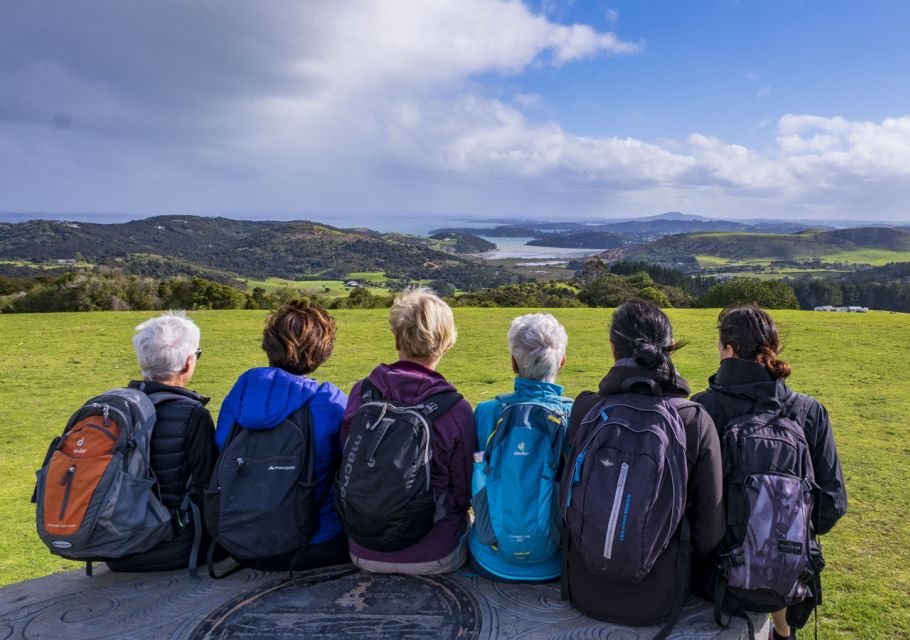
[617,227,910,268]
[0,216,521,290]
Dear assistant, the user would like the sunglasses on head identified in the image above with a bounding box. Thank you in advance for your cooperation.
[194,348,202,360]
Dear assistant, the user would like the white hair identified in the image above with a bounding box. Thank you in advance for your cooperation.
[508,313,568,383]
[132,311,200,381]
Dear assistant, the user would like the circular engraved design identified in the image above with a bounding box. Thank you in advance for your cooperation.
[189,566,482,640]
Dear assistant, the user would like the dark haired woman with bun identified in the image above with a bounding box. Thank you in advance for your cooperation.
[692,305,847,640]
[561,298,725,628]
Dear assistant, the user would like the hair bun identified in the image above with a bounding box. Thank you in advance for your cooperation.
[633,340,664,369]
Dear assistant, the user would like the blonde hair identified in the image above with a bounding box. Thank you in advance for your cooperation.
[389,286,457,361]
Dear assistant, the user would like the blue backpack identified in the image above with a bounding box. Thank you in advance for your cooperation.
[471,397,570,567]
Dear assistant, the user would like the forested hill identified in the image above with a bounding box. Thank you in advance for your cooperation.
[0,216,519,289]
[618,227,910,265]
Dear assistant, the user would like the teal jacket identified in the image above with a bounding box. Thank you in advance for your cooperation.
[469,377,572,582]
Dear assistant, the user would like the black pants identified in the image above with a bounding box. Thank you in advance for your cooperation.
[106,524,222,573]
[242,534,350,572]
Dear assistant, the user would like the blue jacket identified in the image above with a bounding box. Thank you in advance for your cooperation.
[470,377,572,581]
[215,367,347,544]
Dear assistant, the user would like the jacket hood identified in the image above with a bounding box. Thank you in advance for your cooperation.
[363,361,457,404]
[708,357,793,406]
[598,357,691,398]
[224,367,321,430]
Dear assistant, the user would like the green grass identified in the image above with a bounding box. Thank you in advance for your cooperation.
[242,277,387,298]
[822,249,910,266]
[0,309,907,637]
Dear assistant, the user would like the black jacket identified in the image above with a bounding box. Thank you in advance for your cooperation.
[105,380,218,572]
[562,359,725,625]
[691,358,847,535]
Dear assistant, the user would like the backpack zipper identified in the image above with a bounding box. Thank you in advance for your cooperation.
[603,462,630,560]
[59,465,77,520]
[82,422,117,442]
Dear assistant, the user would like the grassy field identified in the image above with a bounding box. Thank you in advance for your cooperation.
[241,277,388,297]
[0,309,907,638]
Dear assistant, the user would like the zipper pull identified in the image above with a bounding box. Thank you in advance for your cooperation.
[60,465,76,485]
[236,457,245,474]
[102,404,110,427]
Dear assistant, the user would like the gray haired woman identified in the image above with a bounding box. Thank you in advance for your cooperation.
[106,311,219,572]
[468,313,572,583]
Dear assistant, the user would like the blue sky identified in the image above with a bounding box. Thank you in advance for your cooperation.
[2,0,909,224]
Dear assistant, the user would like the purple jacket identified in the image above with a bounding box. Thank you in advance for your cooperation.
[341,361,475,563]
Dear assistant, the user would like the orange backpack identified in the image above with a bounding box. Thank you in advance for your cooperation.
[35,389,173,565]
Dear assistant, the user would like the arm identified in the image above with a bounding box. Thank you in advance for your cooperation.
[448,401,476,512]
[339,380,363,446]
[185,406,219,500]
[805,401,847,534]
[684,406,726,559]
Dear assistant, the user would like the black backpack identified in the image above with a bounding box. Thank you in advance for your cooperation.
[335,380,462,552]
[713,396,824,635]
[203,403,318,572]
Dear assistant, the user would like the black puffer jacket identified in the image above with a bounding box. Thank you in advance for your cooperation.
[105,380,218,572]
[562,359,725,625]
[691,358,847,535]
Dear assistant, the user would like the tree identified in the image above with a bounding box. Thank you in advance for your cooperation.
[637,286,672,308]
[699,278,799,309]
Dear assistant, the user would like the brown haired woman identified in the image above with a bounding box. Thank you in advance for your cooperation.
[214,300,349,571]
[692,305,847,640]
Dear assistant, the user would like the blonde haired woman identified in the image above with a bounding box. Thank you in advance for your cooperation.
[339,287,475,574]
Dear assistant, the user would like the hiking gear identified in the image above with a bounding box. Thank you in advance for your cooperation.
[336,378,463,552]
[562,380,689,582]
[470,386,570,577]
[204,403,319,564]
[693,358,846,535]
[215,367,347,545]
[35,388,174,561]
[711,394,824,629]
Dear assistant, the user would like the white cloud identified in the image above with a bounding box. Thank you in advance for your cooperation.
[605,8,619,25]
[756,86,772,98]
[746,71,759,81]
[1,1,909,222]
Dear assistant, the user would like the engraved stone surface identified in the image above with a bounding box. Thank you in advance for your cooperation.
[0,563,768,639]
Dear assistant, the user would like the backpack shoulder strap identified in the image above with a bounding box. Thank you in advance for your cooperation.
[358,379,383,403]
[421,391,463,420]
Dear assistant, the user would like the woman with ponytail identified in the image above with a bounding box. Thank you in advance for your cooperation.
[561,299,725,627]
[692,305,847,640]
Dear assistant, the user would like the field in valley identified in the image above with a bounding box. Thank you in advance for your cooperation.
[0,308,908,638]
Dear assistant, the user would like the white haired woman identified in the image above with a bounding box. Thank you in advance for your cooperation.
[468,313,572,582]
[105,311,219,573]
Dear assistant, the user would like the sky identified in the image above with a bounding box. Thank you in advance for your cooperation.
[2,0,910,225]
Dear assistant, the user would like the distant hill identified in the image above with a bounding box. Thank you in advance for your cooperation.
[526,231,624,249]
[428,232,496,254]
[0,216,521,290]
[617,227,910,267]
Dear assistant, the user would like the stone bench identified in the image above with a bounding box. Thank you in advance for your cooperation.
[0,563,767,639]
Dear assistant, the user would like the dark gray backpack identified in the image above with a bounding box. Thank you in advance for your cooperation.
[563,390,689,580]
[203,404,318,570]
[713,397,824,633]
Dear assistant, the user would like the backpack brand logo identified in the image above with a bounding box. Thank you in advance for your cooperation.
[777,540,803,555]
[513,441,529,456]
[52,541,73,549]
[73,436,88,455]
[268,465,296,471]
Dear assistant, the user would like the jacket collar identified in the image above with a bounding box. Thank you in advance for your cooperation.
[128,379,209,405]
[598,357,691,398]
[513,377,564,398]
[708,358,793,404]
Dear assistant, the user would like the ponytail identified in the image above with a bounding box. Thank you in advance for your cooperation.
[718,306,791,379]
[610,299,685,372]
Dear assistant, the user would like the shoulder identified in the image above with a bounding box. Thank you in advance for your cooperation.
[670,399,718,454]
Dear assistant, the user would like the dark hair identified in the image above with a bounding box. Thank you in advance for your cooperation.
[610,298,685,369]
[262,300,337,375]
[718,305,791,379]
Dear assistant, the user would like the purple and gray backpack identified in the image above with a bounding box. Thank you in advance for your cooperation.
[562,387,689,581]
[713,397,824,633]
